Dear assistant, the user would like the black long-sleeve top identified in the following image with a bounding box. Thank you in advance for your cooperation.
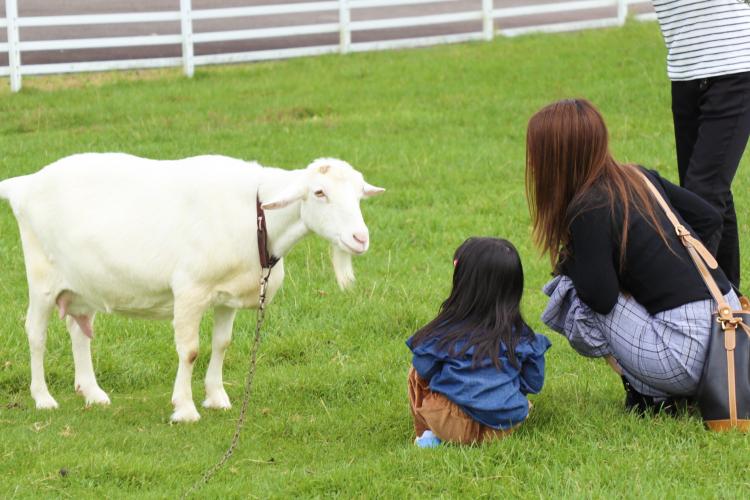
[561,167,730,315]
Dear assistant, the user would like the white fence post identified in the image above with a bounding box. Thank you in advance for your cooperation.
[339,0,351,54]
[482,0,494,41]
[180,0,195,77]
[6,0,22,92]
[617,0,627,26]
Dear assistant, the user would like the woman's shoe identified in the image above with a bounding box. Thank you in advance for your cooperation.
[622,376,689,417]
[622,376,654,415]
[653,396,693,417]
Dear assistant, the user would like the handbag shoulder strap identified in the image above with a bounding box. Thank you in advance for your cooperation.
[633,169,734,319]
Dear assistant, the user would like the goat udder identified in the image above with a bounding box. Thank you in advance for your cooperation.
[55,292,94,338]
[56,292,71,319]
[73,315,94,339]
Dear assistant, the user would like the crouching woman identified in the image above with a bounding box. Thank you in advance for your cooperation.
[406,237,551,447]
[527,99,740,413]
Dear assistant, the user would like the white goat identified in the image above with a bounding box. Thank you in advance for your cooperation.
[0,153,384,422]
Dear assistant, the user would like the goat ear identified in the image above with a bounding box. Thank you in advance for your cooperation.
[363,182,385,198]
[261,185,306,210]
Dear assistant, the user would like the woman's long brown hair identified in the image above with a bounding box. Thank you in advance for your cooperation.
[525,98,671,270]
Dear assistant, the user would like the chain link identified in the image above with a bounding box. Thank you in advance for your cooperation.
[183,266,273,499]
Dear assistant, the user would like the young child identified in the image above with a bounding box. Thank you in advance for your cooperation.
[407,237,551,447]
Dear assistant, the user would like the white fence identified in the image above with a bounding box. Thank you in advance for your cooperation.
[1,0,655,92]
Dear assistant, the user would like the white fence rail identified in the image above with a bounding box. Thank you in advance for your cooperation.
[1,0,653,92]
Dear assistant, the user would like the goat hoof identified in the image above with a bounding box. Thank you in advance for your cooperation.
[171,405,201,423]
[83,388,111,406]
[34,394,59,410]
[202,391,232,410]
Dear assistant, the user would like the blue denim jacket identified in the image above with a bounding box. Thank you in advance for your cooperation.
[407,326,551,430]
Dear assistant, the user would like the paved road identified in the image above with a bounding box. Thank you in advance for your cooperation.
[0,1,655,67]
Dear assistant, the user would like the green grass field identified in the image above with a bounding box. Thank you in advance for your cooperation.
[1,20,749,498]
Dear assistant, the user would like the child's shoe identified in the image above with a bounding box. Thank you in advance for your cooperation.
[414,430,441,448]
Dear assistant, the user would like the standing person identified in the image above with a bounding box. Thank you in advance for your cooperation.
[527,99,741,414]
[406,237,550,447]
[652,0,750,289]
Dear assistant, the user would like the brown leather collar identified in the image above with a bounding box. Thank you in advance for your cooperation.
[256,194,279,270]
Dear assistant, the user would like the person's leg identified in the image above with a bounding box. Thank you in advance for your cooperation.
[606,355,623,375]
[409,370,520,444]
[418,393,480,444]
[606,298,673,397]
[671,78,701,186]
[602,290,740,398]
[407,367,431,437]
[678,72,750,288]
[418,391,516,444]
[716,194,740,289]
[478,422,518,443]
[543,276,672,398]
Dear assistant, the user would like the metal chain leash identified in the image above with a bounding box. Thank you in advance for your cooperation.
[182,266,273,499]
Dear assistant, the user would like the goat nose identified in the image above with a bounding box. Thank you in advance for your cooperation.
[353,231,369,245]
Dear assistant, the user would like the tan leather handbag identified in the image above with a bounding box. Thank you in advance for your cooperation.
[639,171,750,431]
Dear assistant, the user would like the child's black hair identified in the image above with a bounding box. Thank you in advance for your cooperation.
[410,237,530,369]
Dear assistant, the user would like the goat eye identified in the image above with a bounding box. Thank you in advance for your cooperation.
[314,189,326,198]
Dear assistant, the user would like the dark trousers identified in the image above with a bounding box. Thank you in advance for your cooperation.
[671,71,750,289]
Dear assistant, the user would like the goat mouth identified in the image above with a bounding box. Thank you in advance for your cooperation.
[339,238,366,255]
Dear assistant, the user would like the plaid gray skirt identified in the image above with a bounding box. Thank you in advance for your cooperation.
[542,275,740,398]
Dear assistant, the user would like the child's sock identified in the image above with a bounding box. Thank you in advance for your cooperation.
[414,430,441,448]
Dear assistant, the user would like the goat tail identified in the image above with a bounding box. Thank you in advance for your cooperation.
[0,175,29,205]
[0,179,11,201]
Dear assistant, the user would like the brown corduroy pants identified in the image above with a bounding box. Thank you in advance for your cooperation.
[407,367,518,445]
